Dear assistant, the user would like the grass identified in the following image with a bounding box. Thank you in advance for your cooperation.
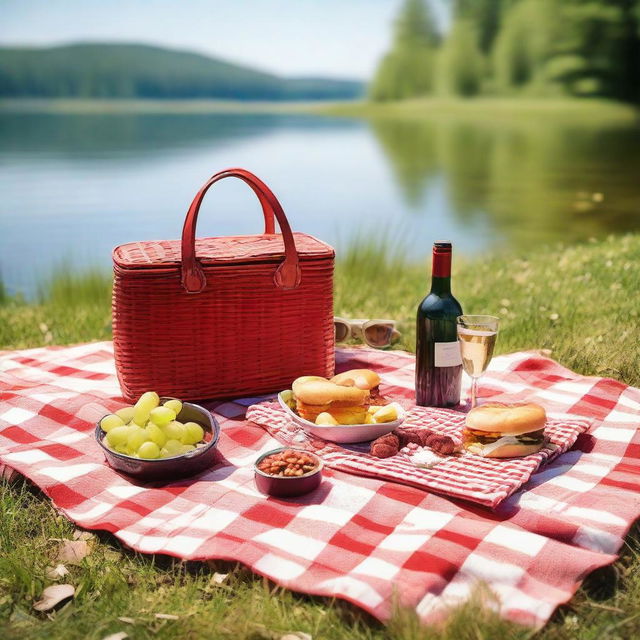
[1,234,640,639]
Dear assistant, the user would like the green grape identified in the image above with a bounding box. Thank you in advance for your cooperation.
[115,406,135,424]
[145,423,166,447]
[163,399,183,416]
[163,439,183,455]
[114,444,129,455]
[159,447,170,458]
[105,425,131,448]
[163,421,185,441]
[182,421,205,445]
[132,391,160,425]
[138,441,161,459]
[100,414,125,433]
[127,425,150,451]
[149,406,176,428]
[179,444,196,454]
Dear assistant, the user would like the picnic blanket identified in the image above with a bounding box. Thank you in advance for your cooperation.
[246,403,591,509]
[1,342,639,629]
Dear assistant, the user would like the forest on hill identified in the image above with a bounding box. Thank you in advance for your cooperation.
[371,0,640,103]
[0,43,364,101]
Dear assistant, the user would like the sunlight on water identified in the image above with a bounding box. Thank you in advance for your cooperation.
[1,111,639,298]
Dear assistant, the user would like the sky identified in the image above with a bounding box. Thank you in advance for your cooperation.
[0,0,449,80]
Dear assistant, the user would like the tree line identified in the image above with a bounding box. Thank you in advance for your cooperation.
[371,0,640,103]
[0,43,364,101]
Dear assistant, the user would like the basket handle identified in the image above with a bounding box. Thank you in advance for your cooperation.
[181,168,302,293]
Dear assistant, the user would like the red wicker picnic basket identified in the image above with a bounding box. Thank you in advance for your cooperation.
[112,168,335,402]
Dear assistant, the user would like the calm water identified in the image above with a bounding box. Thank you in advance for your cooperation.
[1,110,640,298]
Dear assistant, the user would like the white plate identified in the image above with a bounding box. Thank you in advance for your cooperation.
[277,392,405,444]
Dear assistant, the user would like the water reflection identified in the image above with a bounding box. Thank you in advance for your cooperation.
[371,116,640,246]
[1,110,639,297]
[0,112,358,158]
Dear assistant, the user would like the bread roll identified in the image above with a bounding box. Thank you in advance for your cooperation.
[331,369,381,391]
[293,379,369,424]
[463,402,547,458]
[294,380,368,406]
[465,402,546,436]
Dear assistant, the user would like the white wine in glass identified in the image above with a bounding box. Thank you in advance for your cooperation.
[457,315,499,408]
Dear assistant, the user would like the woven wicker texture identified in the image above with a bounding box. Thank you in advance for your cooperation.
[112,169,335,402]
[113,234,332,268]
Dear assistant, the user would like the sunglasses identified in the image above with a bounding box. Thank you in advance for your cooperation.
[334,317,401,349]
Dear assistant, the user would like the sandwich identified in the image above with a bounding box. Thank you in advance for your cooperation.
[291,376,370,425]
[463,402,547,458]
[330,369,386,404]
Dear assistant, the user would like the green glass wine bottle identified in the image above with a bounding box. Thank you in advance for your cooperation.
[415,242,463,407]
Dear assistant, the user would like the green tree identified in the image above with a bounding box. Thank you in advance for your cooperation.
[369,0,440,101]
[492,0,557,93]
[453,0,502,53]
[493,0,640,101]
[544,0,640,101]
[437,20,484,96]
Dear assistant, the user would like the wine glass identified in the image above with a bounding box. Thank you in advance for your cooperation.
[457,315,500,408]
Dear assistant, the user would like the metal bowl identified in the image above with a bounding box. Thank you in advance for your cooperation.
[254,447,323,498]
[96,398,220,481]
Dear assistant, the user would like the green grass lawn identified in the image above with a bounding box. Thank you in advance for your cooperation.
[1,235,640,639]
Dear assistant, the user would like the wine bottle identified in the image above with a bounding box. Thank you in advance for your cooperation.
[415,242,463,407]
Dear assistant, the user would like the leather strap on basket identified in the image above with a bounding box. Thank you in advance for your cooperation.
[181,168,302,293]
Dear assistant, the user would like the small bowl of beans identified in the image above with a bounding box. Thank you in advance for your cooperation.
[254,448,323,498]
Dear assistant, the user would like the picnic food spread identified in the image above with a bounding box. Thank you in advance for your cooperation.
[256,448,319,477]
[254,447,323,497]
[3,342,629,632]
[99,391,207,459]
[283,369,397,426]
[462,402,547,457]
[370,427,461,458]
[6,167,629,632]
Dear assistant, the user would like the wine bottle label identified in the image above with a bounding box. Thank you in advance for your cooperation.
[434,342,462,367]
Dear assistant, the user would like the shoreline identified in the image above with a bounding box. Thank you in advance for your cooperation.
[0,97,638,123]
[0,98,331,115]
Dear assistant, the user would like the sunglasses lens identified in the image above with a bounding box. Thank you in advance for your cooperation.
[364,323,394,348]
[334,322,349,342]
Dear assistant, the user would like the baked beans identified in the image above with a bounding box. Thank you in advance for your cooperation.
[257,449,319,477]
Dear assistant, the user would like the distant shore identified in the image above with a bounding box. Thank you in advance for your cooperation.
[320,97,640,123]
[0,98,330,115]
[1,97,638,123]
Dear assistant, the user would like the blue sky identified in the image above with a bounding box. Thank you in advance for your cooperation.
[0,0,449,79]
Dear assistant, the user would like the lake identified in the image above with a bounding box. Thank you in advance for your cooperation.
[2,108,640,298]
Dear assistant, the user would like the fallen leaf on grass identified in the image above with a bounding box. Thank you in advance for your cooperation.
[117,617,135,624]
[45,564,70,580]
[102,633,128,640]
[56,539,91,564]
[280,634,312,640]
[155,613,179,620]
[73,530,95,541]
[211,572,228,585]
[33,584,75,611]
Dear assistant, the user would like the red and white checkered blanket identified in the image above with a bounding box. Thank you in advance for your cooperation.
[246,403,591,508]
[1,342,639,628]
